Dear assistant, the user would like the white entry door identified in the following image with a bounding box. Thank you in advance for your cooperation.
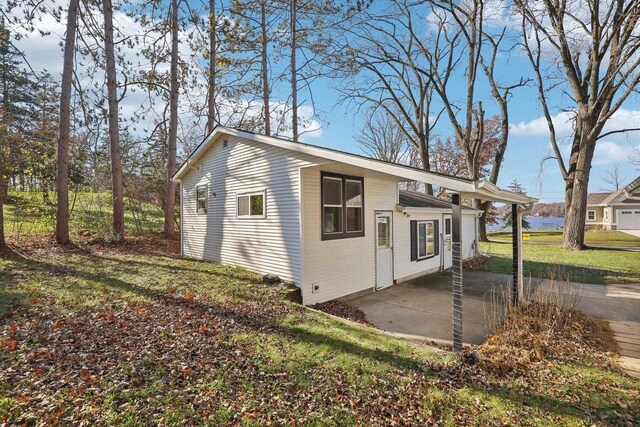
[443,215,453,269]
[375,211,394,290]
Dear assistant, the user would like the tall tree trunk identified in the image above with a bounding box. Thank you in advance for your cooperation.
[103,0,125,242]
[56,0,80,245]
[260,0,270,136]
[206,0,216,134]
[478,214,488,242]
[417,137,433,196]
[562,127,596,250]
[478,106,510,242]
[164,0,179,237]
[0,165,6,250]
[290,0,298,141]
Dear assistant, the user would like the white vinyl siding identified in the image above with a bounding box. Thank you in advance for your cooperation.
[394,212,442,280]
[301,166,399,305]
[393,211,478,282]
[180,135,319,284]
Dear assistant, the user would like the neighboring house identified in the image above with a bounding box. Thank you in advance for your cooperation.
[586,176,640,230]
[173,126,526,306]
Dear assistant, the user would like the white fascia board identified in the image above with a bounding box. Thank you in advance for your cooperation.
[465,180,538,204]
[400,207,482,214]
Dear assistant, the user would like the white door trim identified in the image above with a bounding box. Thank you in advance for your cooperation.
[375,211,394,290]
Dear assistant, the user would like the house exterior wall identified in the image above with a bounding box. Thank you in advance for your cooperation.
[301,164,480,305]
[300,165,400,305]
[392,210,478,282]
[180,135,320,284]
[585,206,605,229]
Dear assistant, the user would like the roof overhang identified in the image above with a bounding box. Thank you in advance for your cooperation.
[173,126,538,205]
[457,181,538,205]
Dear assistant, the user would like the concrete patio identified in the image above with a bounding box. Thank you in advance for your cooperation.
[345,270,640,377]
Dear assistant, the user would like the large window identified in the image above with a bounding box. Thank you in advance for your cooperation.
[196,185,208,215]
[237,191,265,218]
[411,220,439,261]
[321,172,364,240]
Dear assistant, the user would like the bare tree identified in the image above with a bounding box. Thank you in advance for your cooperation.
[601,163,628,191]
[336,0,442,194]
[356,110,408,163]
[517,0,640,249]
[206,0,217,134]
[56,0,80,245]
[103,0,125,241]
[164,0,179,237]
[290,0,298,141]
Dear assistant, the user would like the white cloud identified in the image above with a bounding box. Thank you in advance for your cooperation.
[511,108,640,143]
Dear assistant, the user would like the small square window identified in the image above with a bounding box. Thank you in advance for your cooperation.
[196,186,207,214]
[237,191,265,218]
[587,210,596,221]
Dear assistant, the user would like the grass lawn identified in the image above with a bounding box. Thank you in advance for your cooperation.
[1,236,638,425]
[3,191,164,240]
[488,229,640,247]
[480,241,640,284]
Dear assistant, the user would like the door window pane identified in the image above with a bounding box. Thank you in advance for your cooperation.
[377,216,390,248]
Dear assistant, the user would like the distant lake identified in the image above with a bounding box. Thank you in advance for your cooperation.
[488,216,564,232]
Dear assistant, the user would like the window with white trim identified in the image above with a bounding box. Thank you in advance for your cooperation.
[587,210,596,221]
[196,185,207,214]
[411,220,439,261]
[237,191,265,218]
[321,172,365,240]
[604,210,609,220]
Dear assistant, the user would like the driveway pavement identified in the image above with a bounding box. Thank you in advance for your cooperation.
[346,271,640,377]
[620,229,640,238]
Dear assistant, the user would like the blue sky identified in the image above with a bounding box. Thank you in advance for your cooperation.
[10,0,640,202]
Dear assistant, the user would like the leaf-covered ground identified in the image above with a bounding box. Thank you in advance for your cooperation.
[1,235,639,425]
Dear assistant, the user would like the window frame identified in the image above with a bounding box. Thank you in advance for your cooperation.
[236,190,266,219]
[416,220,436,260]
[587,210,596,221]
[410,219,439,262]
[321,172,365,240]
[196,185,208,215]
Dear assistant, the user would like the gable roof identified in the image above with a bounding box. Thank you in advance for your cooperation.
[398,190,477,211]
[587,192,613,205]
[624,176,640,196]
[587,176,640,205]
[173,126,537,205]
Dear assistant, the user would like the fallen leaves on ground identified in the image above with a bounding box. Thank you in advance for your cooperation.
[309,300,373,326]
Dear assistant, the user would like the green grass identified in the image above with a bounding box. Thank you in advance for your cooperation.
[1,238,638,424]
[480,240,640,284]
[3,191,164,240]
[488,229,640,247]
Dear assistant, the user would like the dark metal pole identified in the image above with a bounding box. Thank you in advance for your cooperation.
[512,204,519,305]
[451,194,463,352]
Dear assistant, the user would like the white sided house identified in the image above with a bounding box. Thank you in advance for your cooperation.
[585,176,640,231]
[173,126,532,306]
